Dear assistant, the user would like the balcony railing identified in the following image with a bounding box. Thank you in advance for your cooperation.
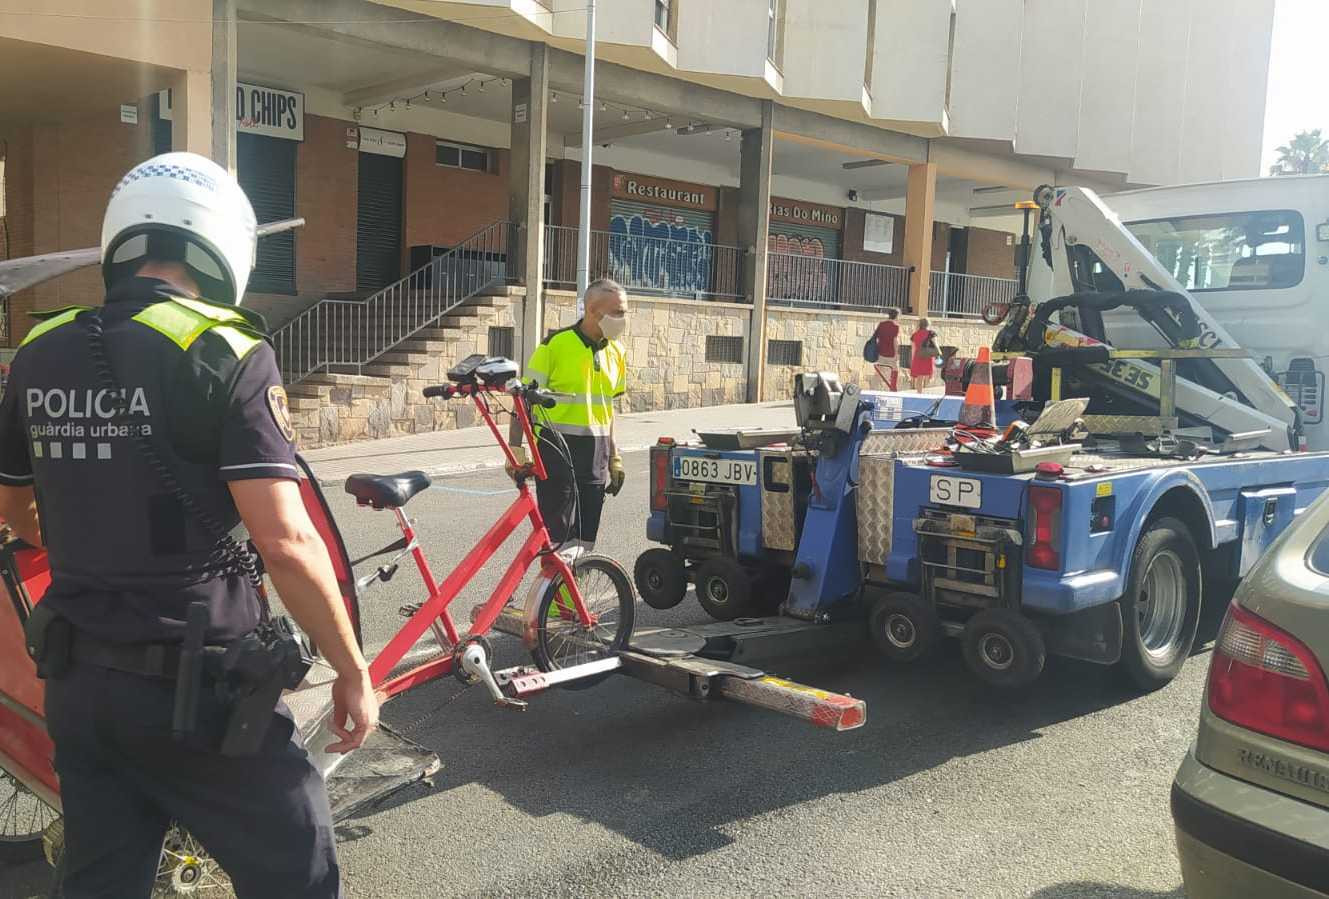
[544,224,744,301]
[767,253,911,312]
[928,271,1018,319]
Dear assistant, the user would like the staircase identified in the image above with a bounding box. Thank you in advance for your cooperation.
[271,221,521,448]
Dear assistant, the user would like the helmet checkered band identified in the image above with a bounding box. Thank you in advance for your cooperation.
[112,163,219,197]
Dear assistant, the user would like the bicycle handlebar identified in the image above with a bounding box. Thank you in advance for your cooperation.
[422,381,559,407]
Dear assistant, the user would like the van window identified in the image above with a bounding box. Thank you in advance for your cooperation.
[1125,210,1305,291]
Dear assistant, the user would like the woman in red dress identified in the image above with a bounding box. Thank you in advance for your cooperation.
[909,318,937,392]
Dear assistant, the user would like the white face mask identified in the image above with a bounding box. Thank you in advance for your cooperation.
[600,313,627,339]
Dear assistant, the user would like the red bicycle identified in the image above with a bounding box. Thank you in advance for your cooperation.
[331,357,636,722]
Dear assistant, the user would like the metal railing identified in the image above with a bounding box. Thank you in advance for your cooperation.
[929,271,1018,319]
[543,224,744,301]
[767,254,912,312]
[273,221,514,383]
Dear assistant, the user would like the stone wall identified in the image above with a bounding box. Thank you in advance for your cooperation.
[288,289,998,449]
[763,306,997,401]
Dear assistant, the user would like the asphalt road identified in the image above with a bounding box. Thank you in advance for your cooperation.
[6,451,1212,898]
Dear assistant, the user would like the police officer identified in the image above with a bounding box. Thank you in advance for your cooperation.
[509,278,628,550]
[0,152,378,898]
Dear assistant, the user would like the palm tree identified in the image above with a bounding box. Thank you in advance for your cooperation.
[1273,130,1329,175]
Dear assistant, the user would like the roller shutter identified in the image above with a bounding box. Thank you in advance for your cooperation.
[357,152,404,291]
[607,199,717,296]
[768,220,840,259]
[237,133,296,295]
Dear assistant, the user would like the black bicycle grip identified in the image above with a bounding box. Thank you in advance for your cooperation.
[422,385,449,399]
[528,387,558,408]
[172,602,209,743]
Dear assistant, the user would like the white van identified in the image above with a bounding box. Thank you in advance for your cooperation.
[1106,175,1329,448]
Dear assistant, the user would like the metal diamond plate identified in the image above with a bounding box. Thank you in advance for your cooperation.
[857,454,896,565]
[760,447,801,551]
[860,428,949,456]
[1080,414,1179,437]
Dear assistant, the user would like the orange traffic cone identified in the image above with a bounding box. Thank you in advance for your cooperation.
[958,347,997,433]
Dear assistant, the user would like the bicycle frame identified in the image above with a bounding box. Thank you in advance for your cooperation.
[364,384,596,700]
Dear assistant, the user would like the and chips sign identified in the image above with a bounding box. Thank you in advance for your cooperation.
[158,82,304,141]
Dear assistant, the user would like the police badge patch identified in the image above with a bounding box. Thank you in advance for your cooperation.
[267,385,295,443]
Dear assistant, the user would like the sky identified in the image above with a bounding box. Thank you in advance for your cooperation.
[1261,0,1329,172]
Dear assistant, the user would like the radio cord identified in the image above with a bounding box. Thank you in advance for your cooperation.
[80,310,269,615]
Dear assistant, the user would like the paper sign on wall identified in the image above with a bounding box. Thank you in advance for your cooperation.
[120,104,138,125]
[864,212,895,254]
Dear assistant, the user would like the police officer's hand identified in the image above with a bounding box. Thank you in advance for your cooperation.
[607,454,625,496]
[326,668,379,754]
[506,445,532,481]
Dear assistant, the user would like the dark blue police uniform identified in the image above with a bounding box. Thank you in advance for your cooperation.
[0,278,339,898]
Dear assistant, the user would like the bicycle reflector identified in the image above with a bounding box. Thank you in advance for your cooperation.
[1026,484,1062,570]
[650,442,671,512]
[1208,600,1329,753]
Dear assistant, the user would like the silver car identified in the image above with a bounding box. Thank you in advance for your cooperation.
[1172,490,1329,898]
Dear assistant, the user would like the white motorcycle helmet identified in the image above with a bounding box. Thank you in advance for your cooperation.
[101,152,257,305]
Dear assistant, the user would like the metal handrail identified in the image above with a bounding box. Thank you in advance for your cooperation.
[767,253,911,311]
[273,221,515,383]
[929,270,1018,319]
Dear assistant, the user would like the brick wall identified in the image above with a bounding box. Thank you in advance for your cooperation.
[404,132,510,253]
[965,225,1016,278]
[1,107,154,345]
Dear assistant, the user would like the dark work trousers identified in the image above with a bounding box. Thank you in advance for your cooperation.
[44,660,340,899]
[535,450,606,546]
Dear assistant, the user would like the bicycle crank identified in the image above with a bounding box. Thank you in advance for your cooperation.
[453,636,527,710]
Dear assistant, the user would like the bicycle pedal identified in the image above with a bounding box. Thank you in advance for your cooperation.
[493,696,528,711]
[398,603,422,618]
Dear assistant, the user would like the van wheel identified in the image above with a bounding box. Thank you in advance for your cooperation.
[634,549,688,610]
[1118,516,1201,692]
[962,609,1046,689]
[694,558,754,621]
[868,593,938,663]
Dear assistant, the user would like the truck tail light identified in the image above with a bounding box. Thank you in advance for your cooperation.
[1208,601,1329,753]
[650,445,671,512]
[1026,485,1062,570]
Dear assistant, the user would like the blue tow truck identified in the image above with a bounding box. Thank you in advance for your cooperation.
[635,186,1329,691]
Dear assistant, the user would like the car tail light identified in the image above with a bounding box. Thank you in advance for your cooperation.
[1026,484,1062,570]
[650,445,670,512]
[1208,600,1329,753]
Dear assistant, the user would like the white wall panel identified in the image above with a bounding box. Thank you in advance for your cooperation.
[1177,0,1229,183]
[676,0,770,79]
[869,0,951,130]
[1014,0,1086,160]
[781,0,870,103]
[1217,0,1276,179]
[1073,0,1140,175]
[947,0,1022,142]
[1129,0,1190,185]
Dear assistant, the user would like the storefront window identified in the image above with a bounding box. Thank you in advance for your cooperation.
[767,0,784,67]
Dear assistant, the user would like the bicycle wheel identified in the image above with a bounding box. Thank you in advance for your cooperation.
[0,769,57,862]
[531,555,634,686]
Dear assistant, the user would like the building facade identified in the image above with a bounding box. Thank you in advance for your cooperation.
[0,0,1277,434]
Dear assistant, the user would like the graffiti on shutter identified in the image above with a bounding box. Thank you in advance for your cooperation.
[608,200,717,298]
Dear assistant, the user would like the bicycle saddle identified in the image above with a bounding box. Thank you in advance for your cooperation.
[344,471,432,509]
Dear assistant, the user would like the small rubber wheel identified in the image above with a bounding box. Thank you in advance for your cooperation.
[962,609,1046,689]
[532,555,635,689]
[694,558,755,621]
[1117,516,1202,692]
[868,593,939,663]
[634,548,688,610]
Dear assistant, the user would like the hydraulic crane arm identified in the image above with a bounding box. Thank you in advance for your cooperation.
[1019,186,1299,450]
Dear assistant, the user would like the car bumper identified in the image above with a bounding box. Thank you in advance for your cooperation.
[1172,748,1329,899]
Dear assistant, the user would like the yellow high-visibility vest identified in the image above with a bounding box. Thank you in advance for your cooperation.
[524,322,626,437]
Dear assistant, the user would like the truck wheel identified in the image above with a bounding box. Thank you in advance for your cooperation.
[694,558,754,621]
[1118,516,1201,692]
[962,609,1046,689]
[634,549,688,610]
[868,593,938,663]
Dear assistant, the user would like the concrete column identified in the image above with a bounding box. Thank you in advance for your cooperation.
[171,68,212,156]
[211,0,237,171]
[739,101,775,404]
[509,44,549,364]
[903,161,937,315]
